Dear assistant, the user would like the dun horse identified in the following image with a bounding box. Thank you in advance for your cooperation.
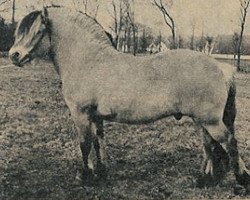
[9,7,250,190]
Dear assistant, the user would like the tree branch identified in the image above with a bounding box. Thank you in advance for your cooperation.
[0,7,8,12]
[152,0,176,48]
[237,0,250,70]
[94,4,99,19]
[0,0,10,7]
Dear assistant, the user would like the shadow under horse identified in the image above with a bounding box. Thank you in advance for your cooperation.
[9,7,250,191]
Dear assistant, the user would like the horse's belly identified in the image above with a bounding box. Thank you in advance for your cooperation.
[98,94,173,123]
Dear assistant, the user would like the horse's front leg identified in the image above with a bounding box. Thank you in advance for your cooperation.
[71,106,107,179]
[67,100,109,181]
[92,119,107,178]
[71,111,94,177]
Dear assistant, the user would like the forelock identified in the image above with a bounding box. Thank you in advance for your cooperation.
[15,11,42,37]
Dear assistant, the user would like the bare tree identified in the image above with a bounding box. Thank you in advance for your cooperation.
[0,0,11,13]
[0,0,15,26]
[124,0,137,55]
[152,0,176,49]
[11,0,15,24]
[237,0,250,71]
[232,32,240,65]
[178,35,184,48]
[0,0,10,7]
[204,36,215,56]
[86,0,99,19]
[109,0,124,49]
[189,18,196,50]
[74,0,99,20]
[83,0,89,13]
[108,0,138,54]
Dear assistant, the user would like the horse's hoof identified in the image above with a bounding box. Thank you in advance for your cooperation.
[196,174,219,188]
[94,163,107,179]
[236,171,250,190]
[233,185,250,196]
[74,168,93,185]
[81,167,94,180]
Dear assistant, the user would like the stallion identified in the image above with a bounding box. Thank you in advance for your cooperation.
[9,7,250,190]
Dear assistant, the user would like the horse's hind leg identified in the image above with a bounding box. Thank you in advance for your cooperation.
[197,122,230,188]
[227,134,250,190]
[223,84,250,190]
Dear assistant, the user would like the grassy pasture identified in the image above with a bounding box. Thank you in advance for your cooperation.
[0,57,249,199]
[213,54,250,72]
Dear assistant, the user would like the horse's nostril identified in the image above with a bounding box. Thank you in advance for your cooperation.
[10,52,20,62]
[13,52,20,59]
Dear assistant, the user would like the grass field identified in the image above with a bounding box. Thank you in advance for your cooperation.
[213,54,250,72]
[0,57,249,199]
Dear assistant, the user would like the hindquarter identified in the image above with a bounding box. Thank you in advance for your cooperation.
[152,56,230,123]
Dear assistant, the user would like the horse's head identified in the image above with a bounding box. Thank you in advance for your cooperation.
[9,8,50,67]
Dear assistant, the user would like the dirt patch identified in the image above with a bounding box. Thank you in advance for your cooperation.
[0,58,249,199]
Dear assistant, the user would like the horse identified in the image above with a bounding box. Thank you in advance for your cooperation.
[9,7,250,190]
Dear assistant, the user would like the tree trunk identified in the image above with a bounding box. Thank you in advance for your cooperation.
[132,25,136,56]
[171,27,176,49]
[237,0,250,71]
[237,54,241,71]
[11,0,15,25]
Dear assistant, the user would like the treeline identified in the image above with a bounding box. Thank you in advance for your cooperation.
[175,34,250,55]
[214,34,250,55]
[1,12,250,56]
[112,22,167,54]
[0,16,14,52]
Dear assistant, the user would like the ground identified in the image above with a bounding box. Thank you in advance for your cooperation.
[0,57,249,199]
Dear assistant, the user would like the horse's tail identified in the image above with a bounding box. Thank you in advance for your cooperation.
[223,76,236,134]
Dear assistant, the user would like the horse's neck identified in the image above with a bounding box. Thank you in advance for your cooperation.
[48,9,116,75]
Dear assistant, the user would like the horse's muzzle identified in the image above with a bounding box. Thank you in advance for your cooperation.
[9,51,31,67]
[9,51,21,66]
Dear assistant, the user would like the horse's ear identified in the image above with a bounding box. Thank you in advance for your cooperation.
[41,7,48,24]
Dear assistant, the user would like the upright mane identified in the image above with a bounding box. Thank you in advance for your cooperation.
[47,7,114,48]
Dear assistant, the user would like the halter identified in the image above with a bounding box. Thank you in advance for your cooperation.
[41,7,52,44]
[29,7,55,64]
[34,7,58,72]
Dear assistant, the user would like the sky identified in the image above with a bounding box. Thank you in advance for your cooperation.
[0,0,248,38]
